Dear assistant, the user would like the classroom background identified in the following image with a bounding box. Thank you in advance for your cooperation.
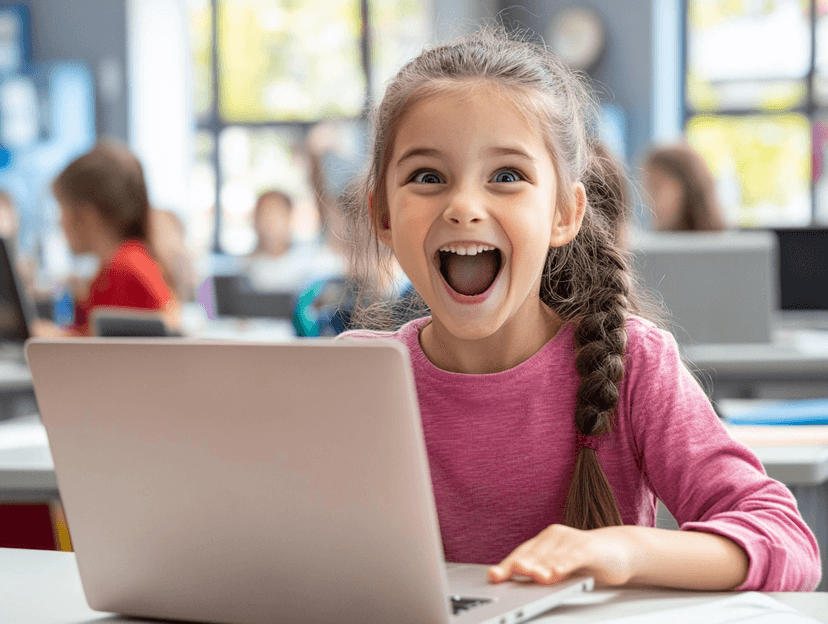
[2,0,828,590]
[0,0,823,339]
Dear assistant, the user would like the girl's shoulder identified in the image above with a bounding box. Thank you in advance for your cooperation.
[335,315,429,344]
[624,315,679,361]
[335,328,397,341]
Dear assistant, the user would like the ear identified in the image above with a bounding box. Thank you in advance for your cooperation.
[369,191,394,250]
[550,182,586,248]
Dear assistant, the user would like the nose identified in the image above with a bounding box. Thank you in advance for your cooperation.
[442,182,487,226]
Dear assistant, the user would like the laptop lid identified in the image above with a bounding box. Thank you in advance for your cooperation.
[26,339,460,624]
[27,339,592,624]
[631,230,777,345]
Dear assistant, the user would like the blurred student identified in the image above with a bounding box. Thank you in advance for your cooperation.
[31,142,177,337]
[643,142,726,232]
[0,189,19,242]
[0,189,38,296]
[583,139,631,246]
[244,188,344,294]
[250,190,294,259]
[150,208,197,303]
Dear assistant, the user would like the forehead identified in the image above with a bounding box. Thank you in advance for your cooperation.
[393,81,548,153]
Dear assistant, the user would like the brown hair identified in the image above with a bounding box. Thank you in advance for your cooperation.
[644,143,726,231]
[53,141,151,242]
[150,208,197,302]
[342,27,664,531]
[583,140,630,246]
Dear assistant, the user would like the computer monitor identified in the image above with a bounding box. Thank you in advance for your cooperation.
[774,228,828,311]
[631,230,777,345]
[211,274,295,320]
[0,236,34,344]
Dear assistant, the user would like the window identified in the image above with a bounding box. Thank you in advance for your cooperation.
[186,0,430,255]
[685,0,827,227]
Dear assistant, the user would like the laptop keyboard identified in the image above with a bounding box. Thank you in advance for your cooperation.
[451,596,493,615]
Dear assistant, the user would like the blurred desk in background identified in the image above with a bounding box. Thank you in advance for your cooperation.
[684,330,828,401]
[180,302,296,342]
[0,413,55,503]
[0,357,34,422]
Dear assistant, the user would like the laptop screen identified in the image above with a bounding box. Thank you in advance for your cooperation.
[774,228,828,311]
[0,237,31,343]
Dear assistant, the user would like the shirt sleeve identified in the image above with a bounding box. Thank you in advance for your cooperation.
[624,324,821,591]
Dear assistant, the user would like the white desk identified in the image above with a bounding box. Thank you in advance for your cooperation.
[0,413,55,502]
[683,330,828,400]
[1,548,825,624]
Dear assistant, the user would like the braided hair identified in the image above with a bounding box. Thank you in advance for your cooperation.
[343,26,660,529]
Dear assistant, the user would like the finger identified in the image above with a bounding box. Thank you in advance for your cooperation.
[491,557,545,584]
[488,565,509,583]
[489,539,542,583]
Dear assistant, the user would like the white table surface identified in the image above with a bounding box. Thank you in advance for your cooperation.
[0,413,55,502]
[1,548,826,624]
[683,330,828,384]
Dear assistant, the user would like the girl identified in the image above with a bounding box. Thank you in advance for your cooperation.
[338,28,820,591]
[643,142,727,231]
[33,142,177,337]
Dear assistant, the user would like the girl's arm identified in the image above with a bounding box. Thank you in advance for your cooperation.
[490,523,748,590]
[492,321,820,592]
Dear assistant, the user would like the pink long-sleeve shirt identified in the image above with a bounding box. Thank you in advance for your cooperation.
[339,315,821,591]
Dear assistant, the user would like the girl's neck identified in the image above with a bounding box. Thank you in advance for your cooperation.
[418,301,563,375]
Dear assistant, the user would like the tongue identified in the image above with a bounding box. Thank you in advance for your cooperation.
[443,250,499,296]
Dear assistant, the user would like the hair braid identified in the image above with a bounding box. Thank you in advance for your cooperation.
[541,204,633,530]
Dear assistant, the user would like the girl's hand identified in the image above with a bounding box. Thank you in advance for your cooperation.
[488,524,637,587]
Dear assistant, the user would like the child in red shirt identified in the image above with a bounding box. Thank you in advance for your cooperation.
[32,142,177,337]
[12,142,177,552]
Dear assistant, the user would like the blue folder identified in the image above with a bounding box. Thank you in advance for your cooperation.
[726,398,828,426]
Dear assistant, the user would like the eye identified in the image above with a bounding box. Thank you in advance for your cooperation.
[491,169,523,184]
[410,170,444,184]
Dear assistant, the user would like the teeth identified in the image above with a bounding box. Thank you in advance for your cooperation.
[438,244,496,256]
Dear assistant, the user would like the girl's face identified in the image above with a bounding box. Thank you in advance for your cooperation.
[379,83,583,343]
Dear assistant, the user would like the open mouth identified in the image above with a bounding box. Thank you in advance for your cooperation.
[437,245,503,297]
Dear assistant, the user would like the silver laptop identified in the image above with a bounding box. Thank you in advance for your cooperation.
[26,338,593,624]
[631,230,777,345]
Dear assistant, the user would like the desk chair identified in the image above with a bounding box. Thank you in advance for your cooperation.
[211,274,295,320]
[90,308,178,338]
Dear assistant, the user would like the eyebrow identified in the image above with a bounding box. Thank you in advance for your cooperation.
[486,146,537,162]
[395,148,442,167]
[395,145,537,167]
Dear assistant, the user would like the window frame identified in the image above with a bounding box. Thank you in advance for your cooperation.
[197,0,372,253]
[682,0,820,226]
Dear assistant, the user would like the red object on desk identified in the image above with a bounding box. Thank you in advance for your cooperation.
[0,504,57,550]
